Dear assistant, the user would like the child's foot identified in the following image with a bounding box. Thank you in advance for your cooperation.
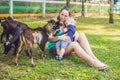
[55,55,59,59]
[55,55,63,61]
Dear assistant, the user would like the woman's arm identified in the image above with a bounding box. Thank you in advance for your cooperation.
[48,35,59,42]
[48,34,70,42]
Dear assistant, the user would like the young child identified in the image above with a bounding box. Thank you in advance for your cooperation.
[55,17,76,60]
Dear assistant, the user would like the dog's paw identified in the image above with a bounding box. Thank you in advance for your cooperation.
[15,63,19,66]
[31,64,36,67]
[42,54,46,59]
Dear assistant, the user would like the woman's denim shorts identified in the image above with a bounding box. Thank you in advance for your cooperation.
[48,46,57,56]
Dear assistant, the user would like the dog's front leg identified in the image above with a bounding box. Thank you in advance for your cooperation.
[41,51,46,59]
[39,44,46,59]
[30,56,35,67]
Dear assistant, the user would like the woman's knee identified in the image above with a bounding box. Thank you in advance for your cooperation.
[79,32,86,37]
[65,42,78,53]
[70,42,79,47]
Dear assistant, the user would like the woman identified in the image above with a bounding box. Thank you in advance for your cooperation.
[48,6,108,70]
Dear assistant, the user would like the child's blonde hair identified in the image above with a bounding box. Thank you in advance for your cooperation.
[65,17,76,26]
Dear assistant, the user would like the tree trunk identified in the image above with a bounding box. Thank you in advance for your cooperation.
[109,0,114,23]
[66,0,70,8]
[81,0,85,17]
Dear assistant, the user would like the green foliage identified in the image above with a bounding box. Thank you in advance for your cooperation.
[0,17,120,80]
[0,1,109,13]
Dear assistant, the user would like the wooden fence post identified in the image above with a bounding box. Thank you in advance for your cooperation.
[42,0,46,17]
[9,0,13,18]
[99,1,101,16]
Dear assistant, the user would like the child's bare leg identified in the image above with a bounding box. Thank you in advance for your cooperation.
[59,48,65,57]
[57,48,60,55]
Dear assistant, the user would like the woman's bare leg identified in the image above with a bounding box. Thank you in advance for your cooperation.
[77,33,100,60]
[77,33,108,67]
[64,42,107,68]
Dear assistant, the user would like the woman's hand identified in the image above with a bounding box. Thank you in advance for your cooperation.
[48,34,70,42]
[58,35,70,41]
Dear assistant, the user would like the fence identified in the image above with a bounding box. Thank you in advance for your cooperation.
[0,0,110,18]
[114,0,120,14]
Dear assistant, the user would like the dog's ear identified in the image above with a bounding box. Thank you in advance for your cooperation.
[7,16,13,20]
[48,19,56,24]
[52,21,60,30]
[3,17,7,20]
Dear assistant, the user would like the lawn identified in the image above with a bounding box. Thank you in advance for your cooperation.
[0,17,120,80]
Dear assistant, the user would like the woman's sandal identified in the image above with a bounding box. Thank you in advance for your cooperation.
[93,65,108,71]
[90,61,109,70]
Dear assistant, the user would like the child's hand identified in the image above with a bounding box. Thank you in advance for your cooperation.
[74,32,79,42]
[63,28,67,33]
[59,35,70,41]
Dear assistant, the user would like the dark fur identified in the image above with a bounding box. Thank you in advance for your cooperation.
[14,19,56,66]
[0,17,29,55]
[0,17,60,66]
[51,21,62,36]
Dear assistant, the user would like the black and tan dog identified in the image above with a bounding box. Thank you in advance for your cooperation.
[14,19,57,66]
[0,17,29,55]
[0,17,61,66]
[0,17,60,55]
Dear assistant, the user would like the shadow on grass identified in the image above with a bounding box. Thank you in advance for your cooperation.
[0,32,119,66]
[103,24,120,30]
[0,45,45,67]
[76,17,120,30]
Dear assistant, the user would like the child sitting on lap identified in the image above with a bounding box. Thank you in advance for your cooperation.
[56,17,76,60]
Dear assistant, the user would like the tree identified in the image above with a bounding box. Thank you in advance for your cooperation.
[109,0,114,23]
[66,0,70,7]
[81,0,85,17]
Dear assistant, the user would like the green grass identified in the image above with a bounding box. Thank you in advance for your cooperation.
[0,17,120,80]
